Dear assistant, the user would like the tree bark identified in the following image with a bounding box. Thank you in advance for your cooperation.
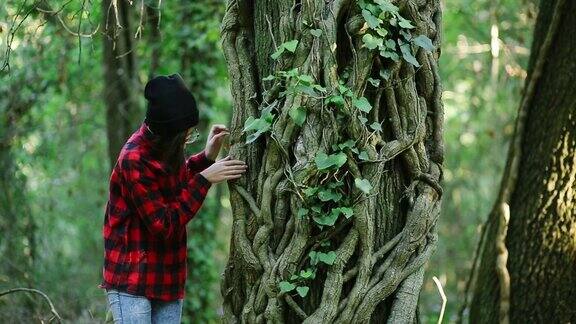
[219,0,444,322]
[470,0,576,322]
[102,0,139,169]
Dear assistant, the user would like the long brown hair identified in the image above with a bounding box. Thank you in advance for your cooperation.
[148,128,188,173]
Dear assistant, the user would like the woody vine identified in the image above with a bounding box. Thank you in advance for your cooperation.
[221,0,443,322]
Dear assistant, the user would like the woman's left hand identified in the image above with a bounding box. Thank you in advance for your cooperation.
[205,124,230,161]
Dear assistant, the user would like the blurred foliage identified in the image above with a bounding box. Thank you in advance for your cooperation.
[0,0,536,322]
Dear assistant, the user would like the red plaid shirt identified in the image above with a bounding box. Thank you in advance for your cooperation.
[98,122,214,301]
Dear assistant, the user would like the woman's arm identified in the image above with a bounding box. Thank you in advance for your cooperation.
[122,156,211,240]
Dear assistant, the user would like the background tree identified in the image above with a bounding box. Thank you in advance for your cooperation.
[468,0,576,322]
[219,0,443,321]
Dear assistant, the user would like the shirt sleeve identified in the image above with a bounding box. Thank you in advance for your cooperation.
[186,150,215,175]
[121,157,212,240]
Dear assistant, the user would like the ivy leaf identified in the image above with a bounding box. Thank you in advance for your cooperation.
[296,286,310,297]
[309,251,319,265]
[303,187,318,197]
[413,35,435,51]
[353,97,373,113]
[338,139,356,150]
[283,39,299,52]
[263,74,275,81]
[362,9,382,29]
[318,189,343,202]
[400,42,420,67]
[375,0,399,13]
[379,69,391,81]
[380,49,400,61]
[362,34,383,50]
[300,269,314,279]
[315,152,347,170]
[367,78,380,87]
[290,274,299,280]
[310,28,322,37]
[398,15,415,29]
[297,208,309,218]
[369,121,382,132]
[385,39,396,50]
[311,205,322,213]
[358,150,370,160]
[242,113,274,144]
[325,95,346,108]
[289,106,307,126]
[358,116,369,124]
[317,251,337,265]
[313,212,338,226]
[297,74,315,84]
[338,207,354,218]
[279,281,296,293]
[376,27,388,38]
[271,46,285,60]
[355,178,373,194]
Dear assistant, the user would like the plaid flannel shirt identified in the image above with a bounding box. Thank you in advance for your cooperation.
[98,122,214,301]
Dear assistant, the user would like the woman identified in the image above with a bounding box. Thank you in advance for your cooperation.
[98,73,247,323]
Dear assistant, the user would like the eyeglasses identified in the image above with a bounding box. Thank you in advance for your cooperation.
[185,128,200,145]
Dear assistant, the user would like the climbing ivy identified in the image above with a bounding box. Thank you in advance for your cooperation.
[239,2,435,299]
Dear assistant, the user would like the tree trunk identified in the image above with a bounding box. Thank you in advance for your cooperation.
[470,0,576,322]
[219,0,444,322]
[102,0,139,169]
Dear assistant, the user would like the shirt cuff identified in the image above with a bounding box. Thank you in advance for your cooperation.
[195,172,212,188]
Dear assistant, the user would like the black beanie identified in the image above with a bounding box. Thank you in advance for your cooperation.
[144,73,199,136]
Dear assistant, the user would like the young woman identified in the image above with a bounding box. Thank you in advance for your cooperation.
[98,73,247,323]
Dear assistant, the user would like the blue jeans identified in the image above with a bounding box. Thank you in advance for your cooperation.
[106,289,183,324]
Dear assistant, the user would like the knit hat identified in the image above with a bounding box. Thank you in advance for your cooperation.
[144,73,199,136]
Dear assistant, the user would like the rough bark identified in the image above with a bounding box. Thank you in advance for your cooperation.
[219,0,444,322]
[470,0,576,322]
[102,0,139,169]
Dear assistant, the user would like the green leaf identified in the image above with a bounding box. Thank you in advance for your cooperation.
[376,27,388,38]
[367,78,380,87]
[283,39,299,52]
[296,286,309,297]
[325,95,346,108]
[338,139,356,150]
[290,274,299,280]
[313,212,338,226]
[358,150,370,160]
[309,251,319,265]
[400,42,420,67]
[369,121,382,132]
[380,49,400,61]
[297,207,309,218]
[315,152,347,170]
[338,207,354,218]
[375,0,398,13]
[310,29,322,37]
[362,34,383,50]
[303,187,318,197]
[242,113,274,144]
[358,116,368,124]
[311,205,322,213]
[263,74,275,81]
[318,251,337,265]
[413,35,435,51]
[297,74,315,84]
[300,269,314,279]
[318,189,343,202]
[353,97,373,113]
[279,281,296,292]
[385,39,396,49]
[379,69,391,81]
[355,178,373,194]
[289,106,307,126]
[271,46,285,60]
[362,9,382,29]
[398,15,415,29]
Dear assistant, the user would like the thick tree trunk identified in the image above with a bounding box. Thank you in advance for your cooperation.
[219,0,444,322]
[470,0,576,322]
[102,0,139,168]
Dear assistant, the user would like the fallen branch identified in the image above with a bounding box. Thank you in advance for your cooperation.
[0,288,62,323]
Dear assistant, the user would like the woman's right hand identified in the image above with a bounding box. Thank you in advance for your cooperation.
[199,155,248,183]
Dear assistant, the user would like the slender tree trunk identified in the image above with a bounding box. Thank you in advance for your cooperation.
[102,0,139,168]
[470,0,576,322]
[219,0,444,322]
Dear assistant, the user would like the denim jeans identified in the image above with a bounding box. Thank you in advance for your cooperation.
[105,289,183,324]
